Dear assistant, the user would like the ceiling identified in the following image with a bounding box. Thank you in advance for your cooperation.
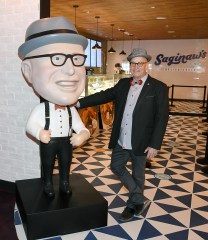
[50,0,208,42]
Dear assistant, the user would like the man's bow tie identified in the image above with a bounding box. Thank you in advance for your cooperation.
[54,104,66,110]
[130,79,143,86]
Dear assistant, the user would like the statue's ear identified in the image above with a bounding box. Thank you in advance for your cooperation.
[21,60,32,84]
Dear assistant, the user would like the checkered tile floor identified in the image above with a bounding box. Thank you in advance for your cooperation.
[15,115,208,240]
[169,100,207,115]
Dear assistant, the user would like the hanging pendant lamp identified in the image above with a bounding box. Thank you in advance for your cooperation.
[92,16,102,50]
[108,24,116,53]
[119,30,126,55]
[128,33,134,51]
[108,47,116,53]
[73,5,79,27]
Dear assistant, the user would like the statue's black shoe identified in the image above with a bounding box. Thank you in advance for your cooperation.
[60,181,72,195]
[44,183,55,198]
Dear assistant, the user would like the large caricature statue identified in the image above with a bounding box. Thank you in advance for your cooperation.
[18,16,90,198]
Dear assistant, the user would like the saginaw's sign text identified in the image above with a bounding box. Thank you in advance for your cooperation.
[154,50,207,66]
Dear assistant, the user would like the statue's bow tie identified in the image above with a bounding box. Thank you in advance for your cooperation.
[54,104,66,110]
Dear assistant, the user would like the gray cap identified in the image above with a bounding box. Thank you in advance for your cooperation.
[18,16,88,60]
[127,48,152,62]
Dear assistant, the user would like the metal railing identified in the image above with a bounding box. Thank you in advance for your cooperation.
[169,84,207,108]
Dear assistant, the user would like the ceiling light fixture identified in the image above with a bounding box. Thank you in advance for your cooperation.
[119,29,126,55]
[92,16,102,50]
[156,17,167,20]
[108,24,116,53]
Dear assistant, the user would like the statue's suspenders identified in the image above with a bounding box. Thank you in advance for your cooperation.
[44,102,72,136]
[44,101,50,130]
[67,106,72,136]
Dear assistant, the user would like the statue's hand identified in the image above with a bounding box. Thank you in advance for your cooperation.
[70,130,90,147]
[39,129,51,143]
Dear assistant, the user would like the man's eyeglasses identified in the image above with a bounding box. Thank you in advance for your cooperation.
[130,62,147,67]
[23,53,87,67]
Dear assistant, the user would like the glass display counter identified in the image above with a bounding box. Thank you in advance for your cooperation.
[87,74,115,95]
[83,74,131,96]
[79,73,131,135]
[78,106,99,136]
[78,103,113,136]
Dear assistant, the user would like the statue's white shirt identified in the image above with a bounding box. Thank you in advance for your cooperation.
[26,102,89,140]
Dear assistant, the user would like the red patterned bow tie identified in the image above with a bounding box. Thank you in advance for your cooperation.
[54,104,66,110]
[130,79,143,86]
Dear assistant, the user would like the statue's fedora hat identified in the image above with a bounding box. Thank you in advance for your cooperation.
[18,16,88,60]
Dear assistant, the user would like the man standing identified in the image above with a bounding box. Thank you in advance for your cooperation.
[18,16,90,198]
[78,48,169,221]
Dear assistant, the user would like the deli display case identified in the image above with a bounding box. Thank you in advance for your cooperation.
[86,74,117,96]
[78,74,131,135]
[80,73,131,97]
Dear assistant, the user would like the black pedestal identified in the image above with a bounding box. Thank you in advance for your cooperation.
[16,174,108,240]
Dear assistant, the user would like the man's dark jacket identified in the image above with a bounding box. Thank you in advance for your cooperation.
[79,76,169,156]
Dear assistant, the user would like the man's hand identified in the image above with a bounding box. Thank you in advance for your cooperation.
[70,130,90,147]
[39,129,51,143]
[144,147,158,159]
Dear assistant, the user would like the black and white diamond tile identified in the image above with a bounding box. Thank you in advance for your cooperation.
[169,101,206,115]
[15,115,208,240]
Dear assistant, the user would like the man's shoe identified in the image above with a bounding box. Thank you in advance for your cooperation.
[44,183,55,198]
[135,200,151,216]
[201,165,208,174]
[146,161,151,168]
[59,181,72,195]
[197,157,208,165]
[119,207,135,222]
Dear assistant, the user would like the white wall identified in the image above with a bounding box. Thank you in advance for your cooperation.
[107,39,208,100]
[0,0,40,182]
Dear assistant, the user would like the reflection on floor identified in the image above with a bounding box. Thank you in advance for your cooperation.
[15,115,208,240]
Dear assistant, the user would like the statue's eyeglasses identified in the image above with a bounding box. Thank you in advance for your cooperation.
[23,53,87,67]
